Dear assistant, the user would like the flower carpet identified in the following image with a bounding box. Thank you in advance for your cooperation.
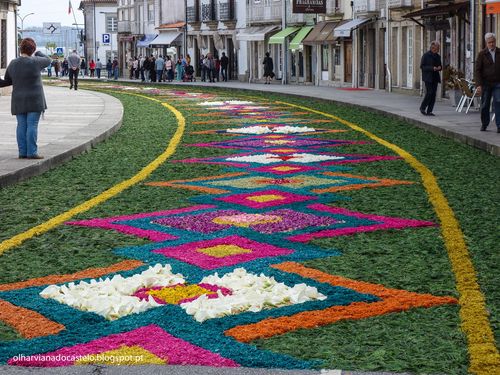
[0,82,498,374]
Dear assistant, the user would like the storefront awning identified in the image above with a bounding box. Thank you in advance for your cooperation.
[237,25,279,41]
[289,26,314,50]
[149,31,182,47]
[333,18,372,38]
[269,27,301,44]
[136,34,158,48]
[402,1,468,18]
[303,22,326,44]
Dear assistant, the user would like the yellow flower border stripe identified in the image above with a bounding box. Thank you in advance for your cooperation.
[0,93,185,255]
[276,101,499,374]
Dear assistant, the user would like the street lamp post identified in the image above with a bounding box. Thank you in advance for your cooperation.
[17,13,34,39]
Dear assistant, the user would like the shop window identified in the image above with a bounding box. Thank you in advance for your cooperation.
[334,46,341,65]
[321,44,328,71]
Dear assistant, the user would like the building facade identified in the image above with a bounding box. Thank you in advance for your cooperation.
[0,0,19,96]
[79,0,118,68]
[83,0,495,94]
[117,0,185,77]
[0,0,19,70]
[186,0,243,79]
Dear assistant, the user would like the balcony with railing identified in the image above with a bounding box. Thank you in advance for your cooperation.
[201,1,217,22]
[247,3,282,23]
[353,0,379,14]
[118,20,139,34]
[187,0,201,22]
[219,0,235,21]
[387,0,413,9]
[326,0,343,16]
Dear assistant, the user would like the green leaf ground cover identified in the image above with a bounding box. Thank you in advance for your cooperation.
[0,83,497,373]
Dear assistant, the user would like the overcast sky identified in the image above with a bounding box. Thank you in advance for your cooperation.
[19,0,84,28]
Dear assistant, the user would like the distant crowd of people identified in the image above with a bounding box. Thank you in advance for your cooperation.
[45,53,120,82]
[124,52,230,83]
[44,51,233,84]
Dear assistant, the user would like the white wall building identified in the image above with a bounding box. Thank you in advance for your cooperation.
[0,0,19,69]
[79,0,118,66]
[0,0,19,96]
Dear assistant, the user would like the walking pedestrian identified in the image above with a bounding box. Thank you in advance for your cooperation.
[47,59,53,77]
[53,59,60,77]
[96,58,102,79]
[220,52,229,82]
[205,53,215,83]
[67,49,80,90]
[89,59,96,77]
[263,52,274,84]
[214,55,220,82]
[134,57,140,79]
[176,57,183,81]
[156,55,165,82]
[62,58,69,76]
[112,57,119,80]
[139,55,145,82]
[0,38,51,159]
[475,32,500,132]
[80,58,87,77]
[200,54,206,82]
[106,59,113,79]
[419,41,442,116]
[143,56,151,82]
[165,55,174,82]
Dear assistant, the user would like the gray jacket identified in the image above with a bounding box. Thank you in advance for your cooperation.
[67,53,80,70]
[0,51,51,115]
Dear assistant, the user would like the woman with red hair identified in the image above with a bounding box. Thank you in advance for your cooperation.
[0,38,51,159]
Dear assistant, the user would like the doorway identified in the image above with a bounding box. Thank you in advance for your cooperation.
[344,41,352,83]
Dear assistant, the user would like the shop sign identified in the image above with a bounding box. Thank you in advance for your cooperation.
[292,0,327,14]
[486,0,500,14]
[423,18,450,31]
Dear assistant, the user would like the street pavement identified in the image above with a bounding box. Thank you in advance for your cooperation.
[0,77,498,188]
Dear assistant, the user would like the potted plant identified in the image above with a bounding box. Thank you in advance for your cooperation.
[443,65,465,107]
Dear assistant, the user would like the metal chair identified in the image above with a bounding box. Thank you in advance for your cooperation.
[457,79,479,113]
[455,78,467,112]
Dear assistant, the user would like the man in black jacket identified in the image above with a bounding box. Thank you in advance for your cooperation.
[419,41,442,116]
[475,33,500,132]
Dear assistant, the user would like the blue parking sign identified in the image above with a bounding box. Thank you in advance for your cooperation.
[102,34,110,44]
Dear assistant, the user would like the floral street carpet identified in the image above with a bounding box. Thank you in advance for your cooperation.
[0,83,498,374]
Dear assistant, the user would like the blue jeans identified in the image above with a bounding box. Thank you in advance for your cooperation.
[16,112,41,157]
[113,67,119,80]
[480,83,500,128]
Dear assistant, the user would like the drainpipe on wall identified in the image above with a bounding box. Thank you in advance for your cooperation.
[14,7,18,58]
[282,0,287,85]
[385,0,392,92]
[248,42,252,83]
[470,0,475,77]
[419,0,424,96]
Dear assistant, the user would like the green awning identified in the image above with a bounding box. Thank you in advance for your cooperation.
[289,26,314,51]
[268,27,301,44]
